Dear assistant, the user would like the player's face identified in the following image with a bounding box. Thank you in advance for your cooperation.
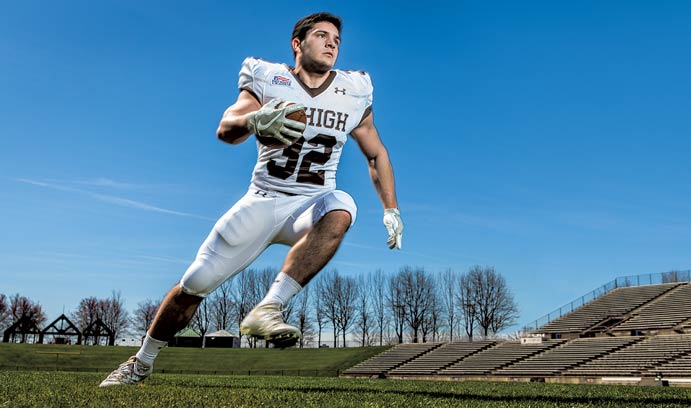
[296,22,340,74]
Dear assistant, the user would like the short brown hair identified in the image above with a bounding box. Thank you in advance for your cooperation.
[292,12,342,43]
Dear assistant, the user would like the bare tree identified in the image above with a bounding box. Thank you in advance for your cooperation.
[9,293,46,327]
[210,280,235,332]
[457,272,476,340]
[399,266,433,343]
[441,268,457,341]
[234,268,269,347]
[468,266,519,337]
[292,287,313,348]
[0,294,9,330]
[318,269,340,347]
[99,291,129,339]
[354,275,371,347]
[370,270,387,346]
[312,277,328,347]
[258,267,276,304]
[72,296,101,331]
[131,299,159,337]
[233,269,253,346]
[191,297,211,347]
[335,273,358,347]
[421,278,442,343]
[387,273,406,344]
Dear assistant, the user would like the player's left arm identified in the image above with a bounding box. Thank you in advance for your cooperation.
[351,112,403,249]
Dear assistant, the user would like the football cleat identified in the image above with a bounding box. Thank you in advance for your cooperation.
[99,356,152,387]
[240,303,301,348]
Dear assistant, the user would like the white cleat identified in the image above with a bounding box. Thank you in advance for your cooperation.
[99,356,152,387]
[240,303,301,348]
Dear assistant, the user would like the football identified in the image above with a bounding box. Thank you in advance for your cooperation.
[256,101,306,148]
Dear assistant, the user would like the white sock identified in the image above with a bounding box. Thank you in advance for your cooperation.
[135,334,167,367]
[258,272,302,307]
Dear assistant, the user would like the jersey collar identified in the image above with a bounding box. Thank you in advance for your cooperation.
[286,66,337,98]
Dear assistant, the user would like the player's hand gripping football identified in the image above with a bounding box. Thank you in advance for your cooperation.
[247,98,306,146]
[383,208,403,250]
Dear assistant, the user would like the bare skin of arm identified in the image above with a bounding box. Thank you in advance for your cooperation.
[216,90,262,145]
[350,112,399,210]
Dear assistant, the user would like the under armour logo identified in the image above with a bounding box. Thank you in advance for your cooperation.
[334,87,346,95]
[254,190,268,197]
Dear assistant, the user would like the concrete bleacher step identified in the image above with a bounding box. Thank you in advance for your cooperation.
[612,283,691,332]
[388,340,496,376]
[495,337,643,376]
[343,342,443,376]
[566,335,691,376]
[672,316,691,332]
[439,340,567,376]
[538,283,681,335]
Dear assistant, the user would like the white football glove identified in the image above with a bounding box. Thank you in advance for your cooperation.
[383,208,403,250]
[247,98,306,145]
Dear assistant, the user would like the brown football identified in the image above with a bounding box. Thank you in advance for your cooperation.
[256,101,306,148]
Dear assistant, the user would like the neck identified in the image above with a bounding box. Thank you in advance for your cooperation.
[292,65,331,89]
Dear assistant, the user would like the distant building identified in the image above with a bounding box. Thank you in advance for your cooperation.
[169,328,202,348]
[205,330,240,348]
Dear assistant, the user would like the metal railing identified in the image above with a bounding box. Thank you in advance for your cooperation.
[523,270,691,332]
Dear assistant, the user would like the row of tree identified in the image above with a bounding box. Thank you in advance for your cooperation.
[1,265,520,347]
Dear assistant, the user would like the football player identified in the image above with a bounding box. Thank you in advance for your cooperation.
[100,11,403,387]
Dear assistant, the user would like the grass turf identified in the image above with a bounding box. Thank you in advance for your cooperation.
[0,343,389,375]
[3,371,691,407]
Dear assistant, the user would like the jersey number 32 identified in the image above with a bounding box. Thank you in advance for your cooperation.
[267,134,337,186]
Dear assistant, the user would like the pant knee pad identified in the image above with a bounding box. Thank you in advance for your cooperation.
[179,253,225,297]
[326,190,358,226]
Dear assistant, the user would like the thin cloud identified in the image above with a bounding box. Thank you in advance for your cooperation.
[134,255,190,265]
[45,177,182,191]
[62,177,137,189]
[342,241,380,250]
[15,178,214,221]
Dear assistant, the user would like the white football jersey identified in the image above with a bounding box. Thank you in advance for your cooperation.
[238,57,373,196]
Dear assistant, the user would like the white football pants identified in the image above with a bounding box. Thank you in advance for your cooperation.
[179,185,357,297]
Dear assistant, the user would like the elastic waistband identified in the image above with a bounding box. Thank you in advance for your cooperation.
[249,184,298,198]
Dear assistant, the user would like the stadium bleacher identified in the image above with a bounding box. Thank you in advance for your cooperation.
[388,340,495,376]
[537,283,679,336]
[649,352,691,377]
[344,279,691,384]
[566,335,691,377]
[494,337,640,376]
[438,340,566,376]
[344,282,691,385]
[614,284,691,332]
[343,342,442,376]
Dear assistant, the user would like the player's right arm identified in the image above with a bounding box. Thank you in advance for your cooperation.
[217,92,306,146]
[216,90,262,145]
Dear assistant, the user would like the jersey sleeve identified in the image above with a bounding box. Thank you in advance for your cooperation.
[238,57,263,103]
[358,72,374,125]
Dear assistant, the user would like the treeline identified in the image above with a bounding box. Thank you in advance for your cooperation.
[1,265,519,347]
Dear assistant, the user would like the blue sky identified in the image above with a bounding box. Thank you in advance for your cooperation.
[2,1,691,331]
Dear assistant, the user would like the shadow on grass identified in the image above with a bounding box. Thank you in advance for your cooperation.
[156,379,691,406]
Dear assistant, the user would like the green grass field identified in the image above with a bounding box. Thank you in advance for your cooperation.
[3,344,691,407]
[0,343,388,376]
[3,371,691,407]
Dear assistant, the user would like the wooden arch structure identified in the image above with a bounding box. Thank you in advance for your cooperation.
[3,316,42,344]
[82,318,115,346]
[39,314,82,345]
